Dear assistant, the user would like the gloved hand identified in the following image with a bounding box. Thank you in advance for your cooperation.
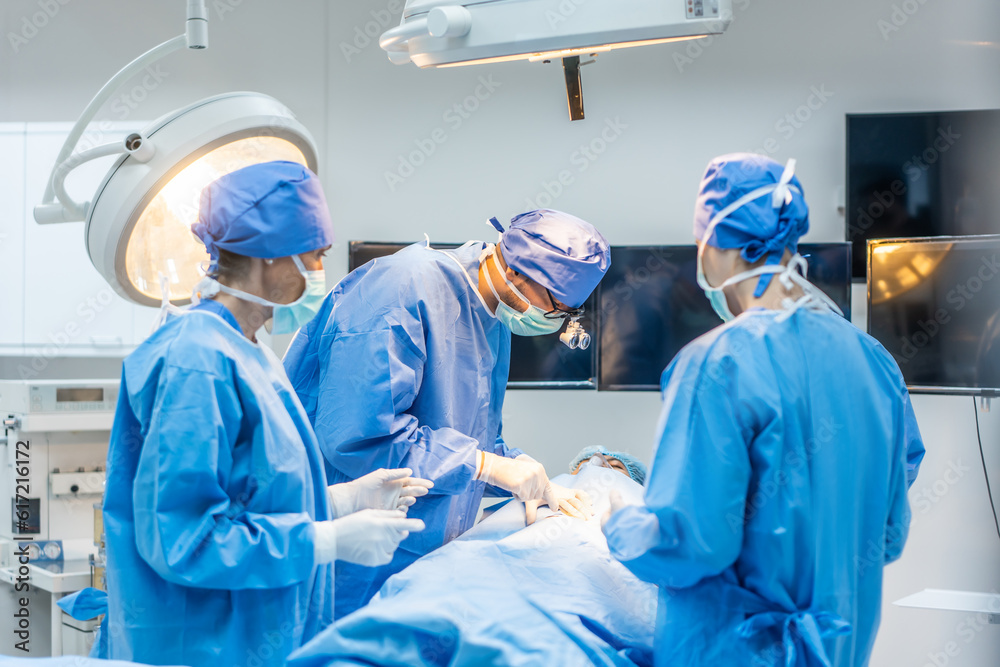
[551,482,594,519]
[327,468,434,518]
[313,509,425,566]
[600,489,627,530]
[478,452,559,510]
[524,483,594,525]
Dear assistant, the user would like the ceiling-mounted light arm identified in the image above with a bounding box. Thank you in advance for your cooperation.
[34,0,208,225]
[37,134,158,224]
[562,56,584,121]
[380,6,472,65]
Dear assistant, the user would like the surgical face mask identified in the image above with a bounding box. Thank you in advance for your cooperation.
[269,257,327,334]
[483,251,564,337]
[202,254,327,334]
[696,252,738,322]
[696,245,802,323]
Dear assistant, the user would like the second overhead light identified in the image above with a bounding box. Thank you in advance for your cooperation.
[380,0,733,119]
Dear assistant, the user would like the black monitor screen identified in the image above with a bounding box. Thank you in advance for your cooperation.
[847,109,1000,278]
[868,235,1000,395]
[598,243,852,391]
[348,242,597,389]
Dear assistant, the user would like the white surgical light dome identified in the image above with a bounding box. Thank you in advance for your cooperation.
[32,3,320,307]
[87,92,317,306]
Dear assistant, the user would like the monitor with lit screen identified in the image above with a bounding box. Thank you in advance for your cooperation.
[868,234,1000,395]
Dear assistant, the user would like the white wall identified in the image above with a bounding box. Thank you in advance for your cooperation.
[3,0,999,664]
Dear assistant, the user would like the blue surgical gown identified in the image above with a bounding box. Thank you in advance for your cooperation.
[103,299,333,666]
[289,469,655,667]
[603,308,925,667]
[284,242,522,618]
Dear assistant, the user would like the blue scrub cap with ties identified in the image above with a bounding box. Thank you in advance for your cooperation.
[692,153,809,297]
[490,209,611,309]
[192,161,335,268]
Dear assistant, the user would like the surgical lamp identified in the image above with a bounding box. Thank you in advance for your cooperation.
[33,1,319,307]
[381,0,733,120]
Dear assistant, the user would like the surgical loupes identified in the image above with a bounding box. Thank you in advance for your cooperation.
[560,317,591,350]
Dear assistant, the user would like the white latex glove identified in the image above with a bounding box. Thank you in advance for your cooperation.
[600,489,627,529]
[327,468,434,518]
[477,452,558,510]
[313,509,425,566]
[524,483,594,525]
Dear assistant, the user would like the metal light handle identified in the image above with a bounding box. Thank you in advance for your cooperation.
[380,6,472,64]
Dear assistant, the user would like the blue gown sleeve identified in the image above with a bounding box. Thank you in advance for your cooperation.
[603,352,752,589]
[133,365,316,589]
[315,323,479,495]
[885,387,925,563]
[901,390,925,487]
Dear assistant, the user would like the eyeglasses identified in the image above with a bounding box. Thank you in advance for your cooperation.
[542,289,584,320]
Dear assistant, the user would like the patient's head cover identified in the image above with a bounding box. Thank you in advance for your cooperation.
[570,446,647,485]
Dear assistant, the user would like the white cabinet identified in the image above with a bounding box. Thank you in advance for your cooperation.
[0,124,26,347]
[22,125,136,353]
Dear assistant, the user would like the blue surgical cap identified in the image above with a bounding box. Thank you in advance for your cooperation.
[693,153,809,296]
[570,446,647,486]
[192,161,334,266]
[493,209,610,309]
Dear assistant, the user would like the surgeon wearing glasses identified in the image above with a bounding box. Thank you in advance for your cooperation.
[284,209,611,617]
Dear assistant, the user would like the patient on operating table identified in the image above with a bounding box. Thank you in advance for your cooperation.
[520,446,648,524]
[289,447,654,667]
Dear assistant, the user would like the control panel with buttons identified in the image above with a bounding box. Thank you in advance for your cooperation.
[686,0,720,19]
